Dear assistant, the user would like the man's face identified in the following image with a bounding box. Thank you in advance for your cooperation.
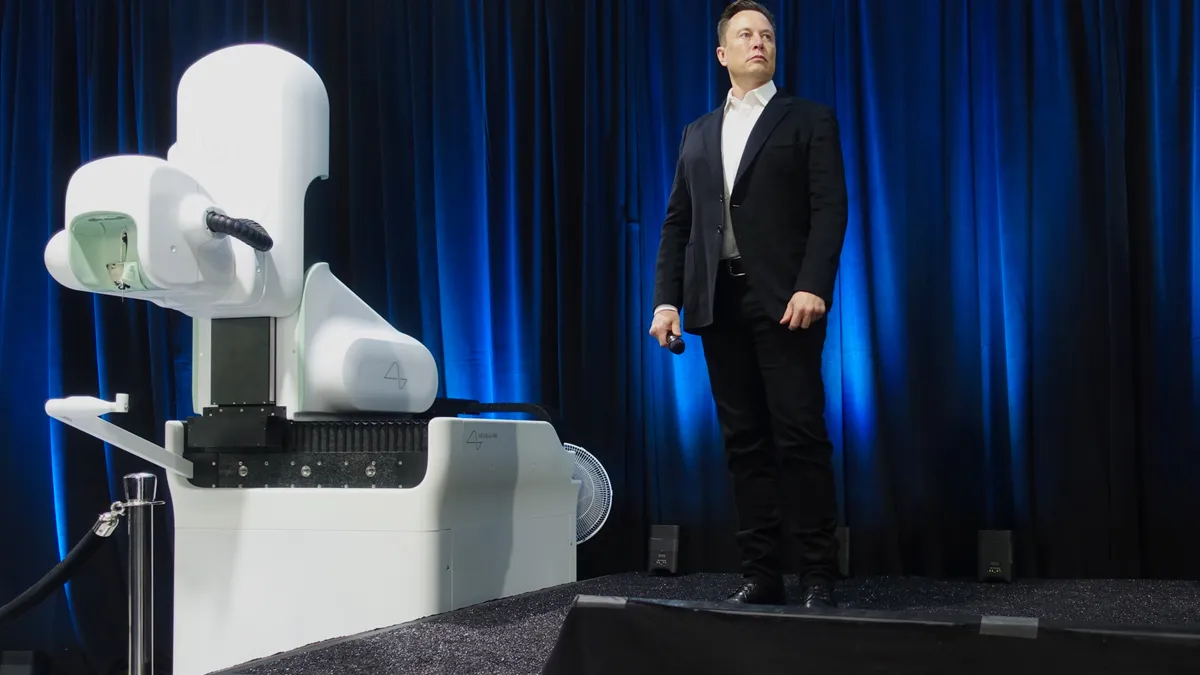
[717,10,776,82]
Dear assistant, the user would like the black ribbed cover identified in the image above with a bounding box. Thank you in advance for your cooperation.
[287,418,429,454]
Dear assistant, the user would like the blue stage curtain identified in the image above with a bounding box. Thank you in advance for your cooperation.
[1,0,1197,671]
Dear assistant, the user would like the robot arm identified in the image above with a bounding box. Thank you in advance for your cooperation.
[43,44,441,478]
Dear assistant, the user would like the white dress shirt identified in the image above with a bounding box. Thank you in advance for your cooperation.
[719,80,776,259]
[655,81,778,317]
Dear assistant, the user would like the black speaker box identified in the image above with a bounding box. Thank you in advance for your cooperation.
[978,529,1014,582]
[836,526,850,578]
[0,651,50,675]
[648,524,680,574]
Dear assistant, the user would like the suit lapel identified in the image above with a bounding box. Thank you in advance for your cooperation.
[702,109,725,195]
[732,96,790,195]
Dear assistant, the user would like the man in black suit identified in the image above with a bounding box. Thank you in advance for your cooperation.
[649,0,848,608]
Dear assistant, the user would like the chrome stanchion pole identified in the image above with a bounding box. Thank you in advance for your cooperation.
[123,472,159,675]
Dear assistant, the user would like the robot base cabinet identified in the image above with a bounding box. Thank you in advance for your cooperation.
[163,417,578,675]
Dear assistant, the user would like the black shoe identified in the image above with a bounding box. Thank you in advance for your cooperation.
[801,583,836,609]
[725,579,785,605]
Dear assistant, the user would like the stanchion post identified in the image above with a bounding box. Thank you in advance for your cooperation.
[124,472,159,675]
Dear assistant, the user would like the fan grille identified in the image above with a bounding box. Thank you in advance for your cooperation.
[566,443,612,544]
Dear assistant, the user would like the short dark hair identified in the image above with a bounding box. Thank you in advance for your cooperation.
[718,1,776,45]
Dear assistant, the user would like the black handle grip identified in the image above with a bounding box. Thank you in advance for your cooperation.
[205,211,274,252]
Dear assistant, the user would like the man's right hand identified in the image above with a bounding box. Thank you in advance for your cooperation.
[648,309,682,348]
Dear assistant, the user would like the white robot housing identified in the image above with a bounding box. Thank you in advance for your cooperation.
[43,44,578,675]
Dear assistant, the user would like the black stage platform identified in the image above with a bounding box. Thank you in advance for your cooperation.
[220,573,1200,675]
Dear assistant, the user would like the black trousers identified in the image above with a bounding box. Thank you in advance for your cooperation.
[698,265,839,587]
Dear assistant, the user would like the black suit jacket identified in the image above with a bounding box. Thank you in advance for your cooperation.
[652,92,849,332]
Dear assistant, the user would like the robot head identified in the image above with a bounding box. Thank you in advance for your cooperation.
[45,43,330,320]
[46,155,235,311]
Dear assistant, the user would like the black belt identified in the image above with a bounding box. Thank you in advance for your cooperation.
[721,256,746,277]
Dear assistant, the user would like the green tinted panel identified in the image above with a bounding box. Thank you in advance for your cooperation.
[67,212,159,292]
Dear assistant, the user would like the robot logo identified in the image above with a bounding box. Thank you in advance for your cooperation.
[384,362,407,389]
[466,431,483,451]
[465,430,499,451]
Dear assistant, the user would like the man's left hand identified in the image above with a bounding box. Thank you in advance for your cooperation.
[780,291,826,330]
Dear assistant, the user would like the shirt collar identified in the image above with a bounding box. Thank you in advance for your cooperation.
[725,81,777,111]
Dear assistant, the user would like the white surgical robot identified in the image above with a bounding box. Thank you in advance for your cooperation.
[41,44,579,675]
